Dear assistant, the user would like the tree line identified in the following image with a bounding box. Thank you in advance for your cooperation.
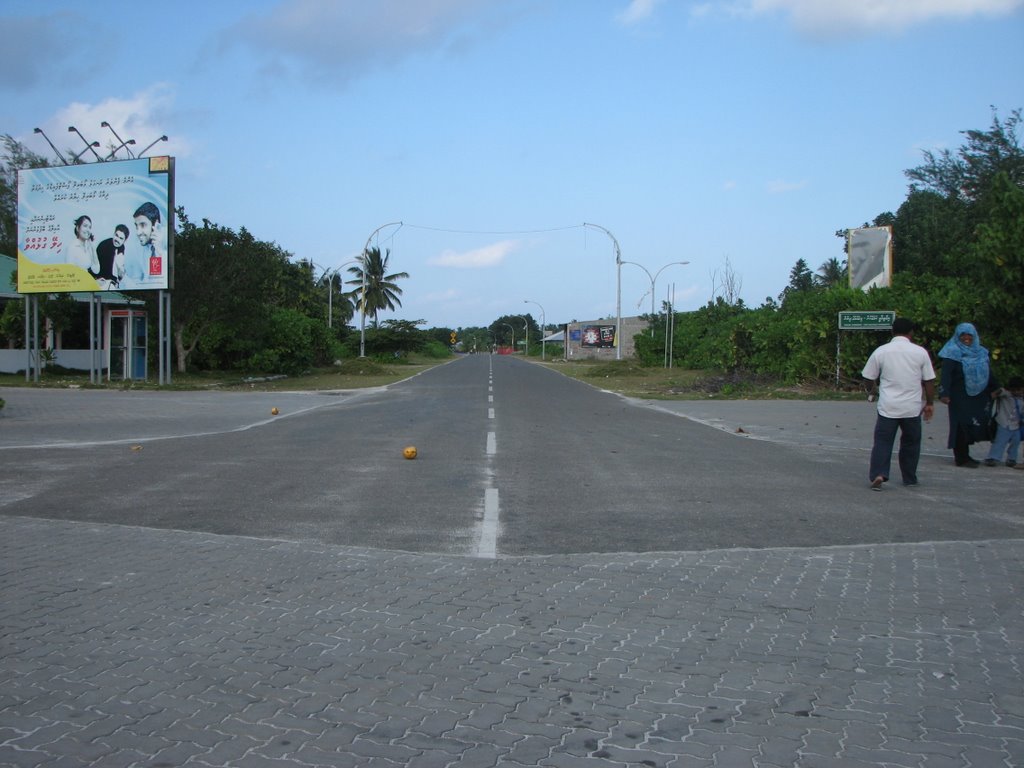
[635,107,1023,386]
[3,107,1021,383]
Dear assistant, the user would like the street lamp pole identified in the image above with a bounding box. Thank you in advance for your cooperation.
[501,323,515,355]
[583,222,622,360]
[621,260,689,334]
[359,221,402,358]
[516,316,529,357]
[524,299,546,360]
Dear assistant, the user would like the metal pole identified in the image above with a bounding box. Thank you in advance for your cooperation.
[360,221,402,358]
[159,290,165,385]
[33,128,67,165]
[524,300,546,360]
[583,223,622,360]
[166,292,172,385]
[501,323,514,355]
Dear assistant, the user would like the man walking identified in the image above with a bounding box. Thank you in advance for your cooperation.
[862,317,936,490]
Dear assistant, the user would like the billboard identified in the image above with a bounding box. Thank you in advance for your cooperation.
[847,226,892,292]
[17,157,174,293]
[581,325,616,348]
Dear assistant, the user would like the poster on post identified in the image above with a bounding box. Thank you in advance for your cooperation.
[17,157,174,294]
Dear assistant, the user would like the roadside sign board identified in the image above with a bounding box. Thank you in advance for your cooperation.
[838,311,895,330]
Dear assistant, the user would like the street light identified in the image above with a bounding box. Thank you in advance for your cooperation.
[359,221,402,357]
[524,299,546,360]
[583,222,622,360]
[501,323,515,355]
[307,259,358,329]
[621,260,689,334]
[101,121,135,159]
[68,126,102,162]
[515,316,529,357]
[33,128,67,164]
[137,134,168,157]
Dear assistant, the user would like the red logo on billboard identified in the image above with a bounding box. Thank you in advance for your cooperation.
[149,255,162,276]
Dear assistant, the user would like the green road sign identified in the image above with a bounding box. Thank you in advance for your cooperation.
[838,311,896,330]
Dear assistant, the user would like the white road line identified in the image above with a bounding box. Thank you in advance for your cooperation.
[477,488,499,558]
[486,431,496,454]
[488,408,495,419]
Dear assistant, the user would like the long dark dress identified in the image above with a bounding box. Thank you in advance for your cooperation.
[940,358,998,448]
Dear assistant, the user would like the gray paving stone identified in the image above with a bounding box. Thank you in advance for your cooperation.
[3,516,1023,767]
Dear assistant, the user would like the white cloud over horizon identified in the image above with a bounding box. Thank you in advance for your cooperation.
[740,0,1024,37]
[429,240,520,269]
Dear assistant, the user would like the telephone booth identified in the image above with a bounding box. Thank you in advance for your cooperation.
[107,309,148,381]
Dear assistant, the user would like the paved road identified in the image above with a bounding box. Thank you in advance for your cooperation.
[1,359,1022,766]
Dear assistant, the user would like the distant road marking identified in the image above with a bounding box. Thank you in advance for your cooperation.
[487,432,496,454]
[488,409,495,419]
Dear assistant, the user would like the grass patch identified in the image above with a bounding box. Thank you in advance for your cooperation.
[537,359,863,400]
[0,355,449,392]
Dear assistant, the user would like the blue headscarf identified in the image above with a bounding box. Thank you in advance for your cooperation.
[938,322,990,396]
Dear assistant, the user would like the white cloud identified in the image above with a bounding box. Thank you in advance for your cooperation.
[429,240,519,268]
[766,178,808,193]
[743,0,1024,37]
[617,0,665,25]
[227,0,518,86]
[422,287,461,302]
[30,85,189,162]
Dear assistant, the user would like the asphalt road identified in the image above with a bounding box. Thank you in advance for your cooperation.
[1,354,1021,557]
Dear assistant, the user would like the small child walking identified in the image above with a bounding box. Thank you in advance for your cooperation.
[985,378,1023,468]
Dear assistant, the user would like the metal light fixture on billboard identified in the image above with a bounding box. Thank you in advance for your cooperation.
[101,121,136,159]
[104,139,136,161]
[68,126,102,162]
[138,135,169,157]
[71,140,102,164]
[33,128,67,165]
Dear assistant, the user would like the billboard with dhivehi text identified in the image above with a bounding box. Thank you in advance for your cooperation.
[17,156,174,294]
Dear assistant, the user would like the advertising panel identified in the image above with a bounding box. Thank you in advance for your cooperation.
[581,325,616,348]
[847,226,892,292]
[17,157,174,293]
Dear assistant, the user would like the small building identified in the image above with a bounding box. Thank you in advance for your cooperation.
[561,316,648,360]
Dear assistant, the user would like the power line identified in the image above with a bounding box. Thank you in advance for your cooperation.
[403,223,585,236]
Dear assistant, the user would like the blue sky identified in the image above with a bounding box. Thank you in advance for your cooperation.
[3,0,1022,330]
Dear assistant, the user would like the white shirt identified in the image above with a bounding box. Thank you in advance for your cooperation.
[862,335,936,419]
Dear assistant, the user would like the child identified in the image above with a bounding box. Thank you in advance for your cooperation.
[985,377,1023,467]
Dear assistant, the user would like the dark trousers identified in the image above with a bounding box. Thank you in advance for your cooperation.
[952,425,973,464]
[869,414,923,484]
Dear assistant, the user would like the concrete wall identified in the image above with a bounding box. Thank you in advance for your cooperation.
[0,348,102,374]
[564,316,648,361]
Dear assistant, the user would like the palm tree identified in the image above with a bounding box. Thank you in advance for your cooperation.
[814,257,848,288]
[345,247,409,326]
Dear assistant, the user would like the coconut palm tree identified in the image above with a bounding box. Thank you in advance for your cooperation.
[345,247,409,326]
[814,257,848,288]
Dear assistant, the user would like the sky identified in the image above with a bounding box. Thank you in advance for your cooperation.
[2,0,1022,330]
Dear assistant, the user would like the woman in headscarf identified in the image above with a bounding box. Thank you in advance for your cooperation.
[938,322,1000,467]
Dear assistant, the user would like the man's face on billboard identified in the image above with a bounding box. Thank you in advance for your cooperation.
[113,230,127,249]
[134,215,154,246]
